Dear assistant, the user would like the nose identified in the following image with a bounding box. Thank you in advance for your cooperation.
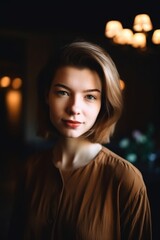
[66,95,81,115]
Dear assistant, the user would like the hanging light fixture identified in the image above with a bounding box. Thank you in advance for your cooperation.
[133,14,153,32]
[152,29,160,44]
[113,29,134,45]
[105,13,160,49]
[132,33,146,48]
[105,20,123,38]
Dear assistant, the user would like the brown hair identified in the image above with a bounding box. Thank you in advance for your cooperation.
[36,40,123,143]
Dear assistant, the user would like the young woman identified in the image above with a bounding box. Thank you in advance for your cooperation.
[8,40,152,239]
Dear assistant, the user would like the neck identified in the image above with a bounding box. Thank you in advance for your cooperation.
[56,136,91,159]
[52,136,101,170]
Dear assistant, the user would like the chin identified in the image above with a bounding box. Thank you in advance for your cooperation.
[60,132,83,139]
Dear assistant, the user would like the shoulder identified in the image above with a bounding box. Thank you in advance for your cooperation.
[95,146,146,194]
[97,146,141,174]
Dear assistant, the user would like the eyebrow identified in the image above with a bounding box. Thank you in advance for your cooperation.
[54,83,101,93]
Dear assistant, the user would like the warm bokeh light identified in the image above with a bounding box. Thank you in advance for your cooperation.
[119,79,125,90]
[105,14,160,48]
[133,14,153,32]
[152,29,160,44]
[0,76,11,88]
[105,20,123,38]
[12,77,22,89]
[113,29,133,45]
[132,33,146,48]
[5,90,22,124]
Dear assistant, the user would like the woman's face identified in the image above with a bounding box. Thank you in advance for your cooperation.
[48,66,102,139]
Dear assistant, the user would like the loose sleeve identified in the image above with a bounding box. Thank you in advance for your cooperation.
[120,181,152,240]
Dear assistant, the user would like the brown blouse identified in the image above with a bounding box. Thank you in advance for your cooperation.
[9,146,152,240]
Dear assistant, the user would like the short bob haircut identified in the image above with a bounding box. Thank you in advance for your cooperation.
[36,40,123,144]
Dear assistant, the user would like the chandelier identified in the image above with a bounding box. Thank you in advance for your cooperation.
[105,14,160,49]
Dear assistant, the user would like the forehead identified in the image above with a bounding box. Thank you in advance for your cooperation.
[52,66,102,90]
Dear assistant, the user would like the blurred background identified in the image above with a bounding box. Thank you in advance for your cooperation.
[0,0,160,239]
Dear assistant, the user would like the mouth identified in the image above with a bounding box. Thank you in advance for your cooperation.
[62,119,83,128]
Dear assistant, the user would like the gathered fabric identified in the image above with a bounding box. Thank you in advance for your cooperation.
[8,146,152,240]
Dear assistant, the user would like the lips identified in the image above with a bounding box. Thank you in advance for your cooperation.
[62,119,83,128]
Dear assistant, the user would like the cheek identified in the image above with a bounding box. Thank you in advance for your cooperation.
[94,102,101,114]
[48,97,61,110]
[48,98,66,122]
[87,104,101,121]
[95,104,101,121]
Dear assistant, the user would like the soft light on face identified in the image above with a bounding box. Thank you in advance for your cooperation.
[48,67,102,139]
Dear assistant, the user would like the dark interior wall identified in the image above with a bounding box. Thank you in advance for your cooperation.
[103,42,160,142]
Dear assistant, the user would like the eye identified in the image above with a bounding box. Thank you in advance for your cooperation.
[85,94,96,100]
[56,90,69,96]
